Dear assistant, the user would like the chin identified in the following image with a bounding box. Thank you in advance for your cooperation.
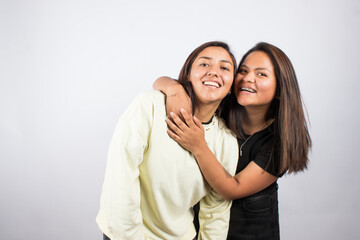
[200,97,222,105]
[237,99,250,107]
[200,94,223,102]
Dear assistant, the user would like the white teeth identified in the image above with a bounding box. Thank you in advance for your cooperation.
[203,81,220,88]
[241,87,256,93]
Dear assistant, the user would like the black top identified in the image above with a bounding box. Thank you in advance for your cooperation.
[236,123,281,192]
[227,123,281,239]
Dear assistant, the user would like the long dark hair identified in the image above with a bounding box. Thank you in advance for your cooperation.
[178,41,237,114]
[221,42,311,175]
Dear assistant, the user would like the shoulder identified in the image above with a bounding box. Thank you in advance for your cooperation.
[132,90,165,103]
[119,90,166,121]
[126,90,165,110]
[212,115,238,150]
[250,126,274,157]
[211,116,238,173]
[215,116,237,139]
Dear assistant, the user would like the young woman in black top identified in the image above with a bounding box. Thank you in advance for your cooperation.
[153,42,311,239]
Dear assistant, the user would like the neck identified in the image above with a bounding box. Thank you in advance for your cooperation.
[243,106,269,135]
[195,103,219,123]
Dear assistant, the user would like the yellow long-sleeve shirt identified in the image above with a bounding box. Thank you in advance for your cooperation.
[96,91,238,240]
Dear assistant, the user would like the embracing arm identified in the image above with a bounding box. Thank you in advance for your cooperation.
[153,76,192,116]
[153,76,181,96]
[167,109,278,200]
[191,146,277,200]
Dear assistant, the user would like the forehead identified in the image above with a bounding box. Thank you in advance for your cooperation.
[243,51,274,70]
[195,46,233,63]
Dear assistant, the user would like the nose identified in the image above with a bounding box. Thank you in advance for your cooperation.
[207,67,219,77]
[242,71,255,83]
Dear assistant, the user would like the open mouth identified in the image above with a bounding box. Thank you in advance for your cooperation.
[203,81,220,88]
[241,87,256,93]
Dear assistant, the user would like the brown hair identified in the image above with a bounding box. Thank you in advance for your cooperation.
[221,42,311,175]
[178,41,237,114]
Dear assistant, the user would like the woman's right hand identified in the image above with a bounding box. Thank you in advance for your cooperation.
[166,109,206,155]
[153,76,192,117]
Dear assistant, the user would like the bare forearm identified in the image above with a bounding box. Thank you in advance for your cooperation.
[153,76,181,96]
[153,76,192,115]
[193,147,278,200]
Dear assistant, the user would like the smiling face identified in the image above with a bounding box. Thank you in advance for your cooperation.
[234,51,277,112]
[188,46,234,108]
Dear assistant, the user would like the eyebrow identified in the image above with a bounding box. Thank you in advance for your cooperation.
[241,65,270,72]
[198,56,233,65]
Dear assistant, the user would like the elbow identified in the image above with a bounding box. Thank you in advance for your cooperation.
[222,195,233,201]
[153,76,164,89]
[152,77,160,90]
[153,76,172,91]
[222,191,239,201]
[219,178,241,200]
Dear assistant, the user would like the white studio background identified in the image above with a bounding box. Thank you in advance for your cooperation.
[1,0,359,239]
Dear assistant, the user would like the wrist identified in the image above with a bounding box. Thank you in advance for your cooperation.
[191,142,209,159]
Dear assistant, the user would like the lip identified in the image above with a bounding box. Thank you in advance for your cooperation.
[239,85,257,93]
[202,79,222,88]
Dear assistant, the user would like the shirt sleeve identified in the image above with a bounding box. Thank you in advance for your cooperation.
[97,93,153,240]
[197,189,232,240]
[253,139,281,177]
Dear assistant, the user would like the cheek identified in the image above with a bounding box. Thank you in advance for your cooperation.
[261,80,277,97]
[225,74,234,86]
[188,73,196,83]
[189,70,203,83]
[234,76,242,89]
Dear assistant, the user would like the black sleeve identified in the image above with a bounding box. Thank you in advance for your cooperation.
[252,140,281,177]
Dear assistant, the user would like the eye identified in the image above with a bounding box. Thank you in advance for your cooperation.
[221,66,230,71]
[200,63,209,67]
[238,68,247,74]
[257,72,267,77]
